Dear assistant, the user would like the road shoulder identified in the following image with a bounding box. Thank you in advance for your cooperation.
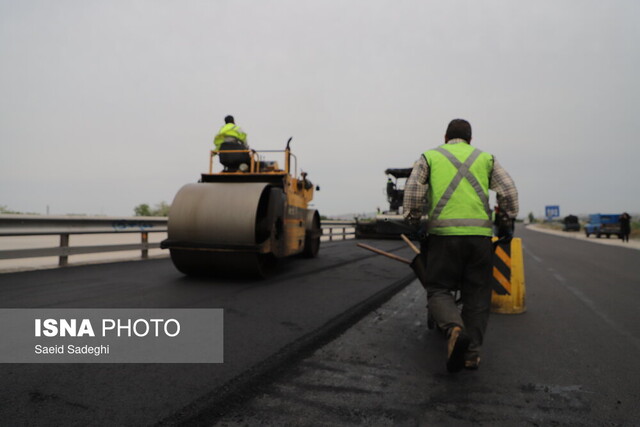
[526,224,640,250]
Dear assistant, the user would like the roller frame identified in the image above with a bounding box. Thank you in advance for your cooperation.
[161,145,319,277]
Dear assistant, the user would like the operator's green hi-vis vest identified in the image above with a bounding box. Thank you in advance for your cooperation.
[423,142,494,236]
[214,123,247,150]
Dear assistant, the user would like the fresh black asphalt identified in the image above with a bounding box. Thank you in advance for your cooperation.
[214,225,640,426]
[2,227,640,425]
[0,239,414,426]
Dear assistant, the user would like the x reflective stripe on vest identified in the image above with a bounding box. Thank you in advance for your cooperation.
[429,147,493,229]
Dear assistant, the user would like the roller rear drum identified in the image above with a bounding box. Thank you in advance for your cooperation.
[164,182,282,277]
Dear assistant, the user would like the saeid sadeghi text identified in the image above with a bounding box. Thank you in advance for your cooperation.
[34,344,110,357]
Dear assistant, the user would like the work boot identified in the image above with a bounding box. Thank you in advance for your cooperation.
[446,326,470,373]
[464,356,481,370]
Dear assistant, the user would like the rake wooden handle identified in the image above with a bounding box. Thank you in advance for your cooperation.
[400,234,421,254]
[357,243,412,264]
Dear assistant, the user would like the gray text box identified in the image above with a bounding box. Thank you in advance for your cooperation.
[0,309,223,363]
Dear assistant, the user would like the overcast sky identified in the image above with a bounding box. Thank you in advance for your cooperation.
[1,0,638,218]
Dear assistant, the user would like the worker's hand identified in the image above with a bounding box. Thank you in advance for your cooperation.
[404,210,423,229]
[496,214,514,243]
[404,216,421,229]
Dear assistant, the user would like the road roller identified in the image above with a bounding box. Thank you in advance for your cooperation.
[160,138,321,277]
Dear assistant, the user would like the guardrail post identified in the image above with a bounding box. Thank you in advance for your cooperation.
[329,228,333,242]
[342,227,346,240]
[59,234,69,267]
[141,232,149,259]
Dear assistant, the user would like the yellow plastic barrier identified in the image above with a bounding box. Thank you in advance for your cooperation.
[490,237,526,314]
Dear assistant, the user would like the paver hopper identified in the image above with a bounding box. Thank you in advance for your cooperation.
[355,168,426,239]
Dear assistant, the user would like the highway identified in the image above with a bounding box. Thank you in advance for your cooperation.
[0,239,414,426]
[1,227,639,425]
[216,226,640,426]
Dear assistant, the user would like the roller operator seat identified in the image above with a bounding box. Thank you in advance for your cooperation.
[219,140,251,172]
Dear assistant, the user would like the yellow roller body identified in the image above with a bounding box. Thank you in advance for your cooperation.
[161,144,321,277]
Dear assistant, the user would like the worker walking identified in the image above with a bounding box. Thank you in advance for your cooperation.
[214,115,248,150]
[403,119,518,373]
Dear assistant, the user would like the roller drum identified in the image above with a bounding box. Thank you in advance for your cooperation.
[168,182,269,245]
[166,182,279,277]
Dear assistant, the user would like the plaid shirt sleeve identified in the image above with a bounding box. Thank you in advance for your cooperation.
[490,157,519,219]
[402,155,429,225]
[403,153,519,223]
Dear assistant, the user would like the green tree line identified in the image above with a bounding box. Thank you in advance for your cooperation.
[133,201,170,217]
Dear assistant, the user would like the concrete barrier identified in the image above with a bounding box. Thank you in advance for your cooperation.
[491,237,526,314]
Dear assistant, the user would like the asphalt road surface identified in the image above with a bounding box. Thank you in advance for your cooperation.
[0,239,414,426]
[214,225,640,426]
[1,226,639,426]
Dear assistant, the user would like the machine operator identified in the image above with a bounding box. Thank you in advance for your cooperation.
[403,118,519,373]
[213,115,248,151]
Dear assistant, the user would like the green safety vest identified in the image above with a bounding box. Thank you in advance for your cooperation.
[423,142,494,236]
[213,123,247,150]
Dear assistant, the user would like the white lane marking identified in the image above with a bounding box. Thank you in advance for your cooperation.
[526,224,640,251]
[525,231,640,351]
[523,245,543,263]
[555,278,640,352]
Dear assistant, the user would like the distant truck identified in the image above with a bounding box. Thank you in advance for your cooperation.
[584,214,622,238]
[562,214,580,232]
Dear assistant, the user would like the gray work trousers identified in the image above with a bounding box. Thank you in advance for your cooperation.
[425,235,493,359]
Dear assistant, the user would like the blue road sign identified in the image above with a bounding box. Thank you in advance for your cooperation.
[545,205,560,219]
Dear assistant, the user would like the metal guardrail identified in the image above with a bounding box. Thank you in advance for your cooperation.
[0,215,356,267]
[321,220,356,241]
[0,215,168,266]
